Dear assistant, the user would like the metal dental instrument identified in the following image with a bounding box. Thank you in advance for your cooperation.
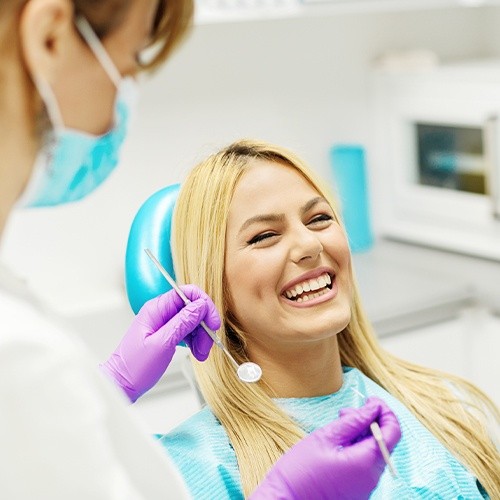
[351,387,398,478]
[369,420,398,479]
[144,248,262,383]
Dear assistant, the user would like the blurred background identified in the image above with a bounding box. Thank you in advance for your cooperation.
[2,0,500,432]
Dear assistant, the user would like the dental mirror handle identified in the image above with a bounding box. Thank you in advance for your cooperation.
[144,249,240,370]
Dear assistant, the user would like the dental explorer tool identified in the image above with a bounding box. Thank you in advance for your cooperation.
[369,420,398,479]
[351,387,398,478]
[144,249,262,383]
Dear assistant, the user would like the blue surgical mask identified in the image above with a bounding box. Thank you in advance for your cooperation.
[18,16,138,208]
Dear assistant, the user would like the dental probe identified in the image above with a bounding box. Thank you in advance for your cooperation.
[144,249,262,383]
[369,420,398,479]
[351,387,398,478]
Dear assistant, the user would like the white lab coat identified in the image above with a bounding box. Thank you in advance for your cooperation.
[0,264,190,500]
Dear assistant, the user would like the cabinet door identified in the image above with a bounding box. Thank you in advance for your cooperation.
[380,316,468,377]
[379,308,500,407]
[463,308,500,408]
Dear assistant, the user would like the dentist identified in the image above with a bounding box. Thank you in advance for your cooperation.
[0,1,401,498]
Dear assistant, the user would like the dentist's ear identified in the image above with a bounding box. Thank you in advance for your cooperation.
[19,0,74,84]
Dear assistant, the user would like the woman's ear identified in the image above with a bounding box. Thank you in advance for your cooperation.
[19,0,74,84]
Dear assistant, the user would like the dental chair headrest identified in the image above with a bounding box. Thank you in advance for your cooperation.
[125,184,180,314]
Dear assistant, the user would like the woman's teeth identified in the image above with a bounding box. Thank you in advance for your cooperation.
[284,273,332,301]
[295,288,329,302]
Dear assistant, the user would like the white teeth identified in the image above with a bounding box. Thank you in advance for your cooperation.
[284,272,332,300]
[310,279,320,291]
[296,288,328,303]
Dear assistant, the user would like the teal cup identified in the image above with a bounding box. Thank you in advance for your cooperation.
[329,145,374,253]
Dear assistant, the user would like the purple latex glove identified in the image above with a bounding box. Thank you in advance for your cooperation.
[101,285,220,403]
[250,397,402,500]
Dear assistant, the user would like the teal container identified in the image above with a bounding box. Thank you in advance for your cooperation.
[329,145,374,253]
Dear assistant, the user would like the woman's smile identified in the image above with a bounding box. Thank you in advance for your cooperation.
[280,267,337,307]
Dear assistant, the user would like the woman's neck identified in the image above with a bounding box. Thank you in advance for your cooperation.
[252,337,343,398]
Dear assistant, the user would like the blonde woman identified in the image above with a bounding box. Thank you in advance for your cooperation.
[156,139,500,499]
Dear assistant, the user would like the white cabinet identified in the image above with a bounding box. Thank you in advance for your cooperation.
[380,316,468,376]
[379,307,500,407]
[464,308,500,408]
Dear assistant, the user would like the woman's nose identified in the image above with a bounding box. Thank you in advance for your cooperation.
[289,225,323,263]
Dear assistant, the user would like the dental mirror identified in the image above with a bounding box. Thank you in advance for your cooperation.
[144,249,262,384]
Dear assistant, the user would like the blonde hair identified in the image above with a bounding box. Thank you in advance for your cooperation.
[172,139,500,498]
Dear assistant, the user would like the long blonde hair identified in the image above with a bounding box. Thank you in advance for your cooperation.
[172,139,500,498]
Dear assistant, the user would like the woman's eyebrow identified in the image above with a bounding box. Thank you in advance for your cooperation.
[301,196,327,214]
[238,196,327,234]
[238,214,285,235]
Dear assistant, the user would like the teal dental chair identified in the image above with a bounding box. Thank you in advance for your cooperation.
[125,183,204,404]
[125,183,180,314]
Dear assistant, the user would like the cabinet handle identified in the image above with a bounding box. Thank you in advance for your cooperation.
[485,115,500,220]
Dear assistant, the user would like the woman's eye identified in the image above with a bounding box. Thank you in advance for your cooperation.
[247,232,276,245]
[308,214,333,225]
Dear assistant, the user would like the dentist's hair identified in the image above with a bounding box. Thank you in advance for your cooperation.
[172,139,500,497]
[1,0,193,71]
[74,0,194,71]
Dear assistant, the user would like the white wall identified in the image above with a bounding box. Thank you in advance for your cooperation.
[0,6,492,315]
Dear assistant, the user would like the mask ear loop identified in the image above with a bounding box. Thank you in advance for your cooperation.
[32,74,65,131]
[74,15,122,88]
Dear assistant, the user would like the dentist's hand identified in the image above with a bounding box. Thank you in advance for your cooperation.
[101,285,220,403]
[250,397,401,500]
